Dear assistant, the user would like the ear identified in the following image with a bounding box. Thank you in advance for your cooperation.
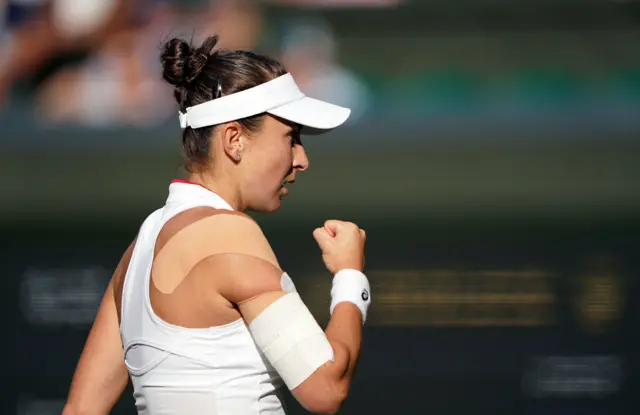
[219,122,245,162]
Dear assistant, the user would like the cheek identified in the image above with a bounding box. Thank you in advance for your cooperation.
[269,143,293,172]
[249,144,291,185]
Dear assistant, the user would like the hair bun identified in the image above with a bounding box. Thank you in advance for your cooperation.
[161,37,218,87]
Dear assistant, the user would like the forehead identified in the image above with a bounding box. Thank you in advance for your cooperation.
[262,114,300,134]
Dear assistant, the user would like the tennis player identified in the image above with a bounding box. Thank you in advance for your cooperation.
[62,35,371,415]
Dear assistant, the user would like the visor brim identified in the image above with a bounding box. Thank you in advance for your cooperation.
[268,96,351,135]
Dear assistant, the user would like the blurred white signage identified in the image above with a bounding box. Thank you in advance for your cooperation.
[20,266,110,326]
[522,355,623,398]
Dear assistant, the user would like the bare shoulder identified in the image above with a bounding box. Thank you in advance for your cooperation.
[152,207,282,303]
[157,207,257,245]
[160,207,279,268]
[158,207,261,239]
[181,209,283,303]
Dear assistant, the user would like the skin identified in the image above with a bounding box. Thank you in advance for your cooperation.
[62,114,364,415]
[191,114,308,212]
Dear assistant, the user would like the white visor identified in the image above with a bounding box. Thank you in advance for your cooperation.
[178,73,350,134]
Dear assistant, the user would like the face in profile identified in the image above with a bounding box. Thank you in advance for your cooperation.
[241,115,308,212]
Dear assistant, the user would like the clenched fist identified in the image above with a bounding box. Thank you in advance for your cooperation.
[312,220,366,274]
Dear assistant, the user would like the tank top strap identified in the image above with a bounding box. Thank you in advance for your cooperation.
[120,181,239,364]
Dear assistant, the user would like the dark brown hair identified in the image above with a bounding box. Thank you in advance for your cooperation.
[160,35,287,172]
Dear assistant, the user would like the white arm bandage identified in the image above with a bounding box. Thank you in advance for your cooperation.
[248,293,334,390]
[330,269,371,325]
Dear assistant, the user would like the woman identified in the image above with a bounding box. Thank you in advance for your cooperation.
[62,34,371,415]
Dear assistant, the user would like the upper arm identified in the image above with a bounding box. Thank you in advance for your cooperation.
[199,215,348,412]
[199,215,344,394]
[193,213,285,307]
[185,212,296,322]
[64,240,135,414]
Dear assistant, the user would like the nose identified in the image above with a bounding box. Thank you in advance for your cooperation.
[293,144,309,172]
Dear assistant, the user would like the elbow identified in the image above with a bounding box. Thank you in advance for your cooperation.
[300,381,349,415]
[314,398,346,415]
[304,397,345,415]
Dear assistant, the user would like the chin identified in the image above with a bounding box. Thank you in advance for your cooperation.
[251,197,282,213]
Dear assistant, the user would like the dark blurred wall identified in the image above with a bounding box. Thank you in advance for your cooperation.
[5,127,639,414]
[7,212,640,414]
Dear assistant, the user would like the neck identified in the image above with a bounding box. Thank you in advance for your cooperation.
[185,171,243,211]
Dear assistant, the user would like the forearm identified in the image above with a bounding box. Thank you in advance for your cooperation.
[325,302,363,382]
[63,277,129,415]
[286,303,362,415]
[64,359,128,415]
[61,403,109,415]
[61,404,87,415]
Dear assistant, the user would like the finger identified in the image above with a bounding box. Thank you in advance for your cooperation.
[312,227,332,245]
[360,229,366,242]
[323,220,345,236]
[323,224,336,238]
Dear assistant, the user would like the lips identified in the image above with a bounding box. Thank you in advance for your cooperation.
[281,178,295,187]
[280,179,294,196]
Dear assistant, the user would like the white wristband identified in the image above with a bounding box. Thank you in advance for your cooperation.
[329,269,371,325]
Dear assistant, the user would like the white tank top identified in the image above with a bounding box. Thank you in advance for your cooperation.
[120,181,293,415]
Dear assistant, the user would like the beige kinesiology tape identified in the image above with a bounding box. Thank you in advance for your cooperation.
[248,293,334,390]
[152,213,279,294]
